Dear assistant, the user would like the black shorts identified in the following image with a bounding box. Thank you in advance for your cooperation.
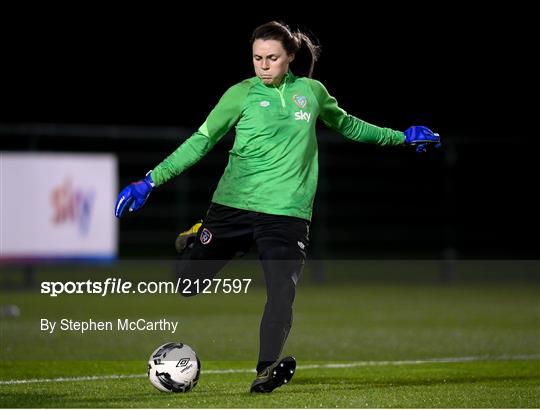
[189,203,310,261]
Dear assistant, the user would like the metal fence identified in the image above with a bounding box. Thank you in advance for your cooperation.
[0,123,535,261]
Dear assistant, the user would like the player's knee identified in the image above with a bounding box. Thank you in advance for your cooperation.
[266,285,296,311]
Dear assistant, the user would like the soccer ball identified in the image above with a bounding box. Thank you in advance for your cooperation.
[147,342,201,393]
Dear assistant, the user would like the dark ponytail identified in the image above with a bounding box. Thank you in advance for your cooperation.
[251,21,320,78]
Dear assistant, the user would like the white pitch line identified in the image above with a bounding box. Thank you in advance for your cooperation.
[1,354,539,385]
[0,374,144,385]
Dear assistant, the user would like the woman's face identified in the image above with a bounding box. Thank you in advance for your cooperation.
[252,39,294,86]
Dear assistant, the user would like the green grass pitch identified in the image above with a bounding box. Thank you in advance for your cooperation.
[1,283,539,407]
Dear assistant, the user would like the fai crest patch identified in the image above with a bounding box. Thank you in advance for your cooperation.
[200,228,212,245]
[293,95,308,108]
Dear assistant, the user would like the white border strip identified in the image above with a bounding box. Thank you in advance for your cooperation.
[1,354,539,385]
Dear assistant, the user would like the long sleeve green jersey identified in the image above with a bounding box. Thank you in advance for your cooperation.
[151,72,405,221]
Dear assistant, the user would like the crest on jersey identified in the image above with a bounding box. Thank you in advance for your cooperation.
[293,95,308,108]
[200,228,212,245]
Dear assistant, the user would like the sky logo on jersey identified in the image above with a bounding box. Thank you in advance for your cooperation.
[294,110,311,122]
[293,95,308,108]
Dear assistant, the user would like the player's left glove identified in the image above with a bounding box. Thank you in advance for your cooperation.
[115,171,155,218]
[404,126,442,153]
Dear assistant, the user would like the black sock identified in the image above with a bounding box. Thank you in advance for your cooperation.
[256,361,274,373]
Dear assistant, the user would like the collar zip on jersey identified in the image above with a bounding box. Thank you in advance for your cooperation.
[273,71,292,107]
[259,71,294,107]
[274,81,287,108]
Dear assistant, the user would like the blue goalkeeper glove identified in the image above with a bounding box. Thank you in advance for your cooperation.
[115,171,155,218]
[404,126,442,153]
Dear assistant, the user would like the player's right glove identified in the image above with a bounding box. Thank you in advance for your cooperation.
[404,126,442,153]
[115,171,155,218]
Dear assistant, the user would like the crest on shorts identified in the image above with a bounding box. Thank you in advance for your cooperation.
[293,95,308,108]
[200,228,212,245]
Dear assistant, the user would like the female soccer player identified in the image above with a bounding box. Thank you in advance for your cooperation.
[115,21,440,393]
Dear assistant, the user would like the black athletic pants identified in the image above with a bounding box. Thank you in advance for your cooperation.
[177,203,309,368]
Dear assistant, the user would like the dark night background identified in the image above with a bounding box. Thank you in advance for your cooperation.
[1,6,537,259]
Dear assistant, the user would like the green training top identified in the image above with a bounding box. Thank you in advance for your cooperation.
[151,72,405,221]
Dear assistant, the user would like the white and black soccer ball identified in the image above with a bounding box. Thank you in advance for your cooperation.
[147,342,200,393]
